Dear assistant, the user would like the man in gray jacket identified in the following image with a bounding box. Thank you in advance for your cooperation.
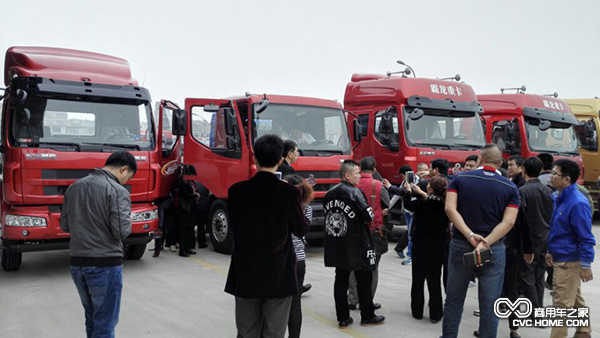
[60,151,136,338]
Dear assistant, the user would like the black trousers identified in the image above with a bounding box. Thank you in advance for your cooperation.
[518,253,546,308]
[178,225,194,254]
[411,240,444,320]
[334,268,374,322]
[196,211,207,246]
[503,247,520,330]
[288,260,305,338]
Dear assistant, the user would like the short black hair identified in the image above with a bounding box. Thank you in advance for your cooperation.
[282,140,298,158]
[360,157,376,171]
[465,155,478,163]
[431,159,449,175]
[398,165,413,174]
[105,151,137,174]
[508,155,525,167]
[340,160,359,179]
[254,134,284,168]
[537,153,554,171]
[522,157,543,178]
[553,159,580,185]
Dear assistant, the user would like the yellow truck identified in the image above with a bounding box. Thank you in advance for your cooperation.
[566,98,600,211]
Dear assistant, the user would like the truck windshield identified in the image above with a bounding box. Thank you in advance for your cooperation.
[254,104,351,155]
[525,120,578,154]
[10,97,154,151]
[403,107,485,149]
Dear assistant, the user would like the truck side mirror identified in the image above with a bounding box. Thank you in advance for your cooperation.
[378,110,395,146]
[10,89,28,108]
[224,108,237,136]
[171,109,187,136]
[538,120,551,131]
[353,119,362,142]
[503,120,517,153]
[255,98,270,114]
[409,108,425,121]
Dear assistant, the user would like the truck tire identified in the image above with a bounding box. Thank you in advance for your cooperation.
[305,238,324,247]
[1,240,22,271]
[209,200,234,254]
[124,243,147,260]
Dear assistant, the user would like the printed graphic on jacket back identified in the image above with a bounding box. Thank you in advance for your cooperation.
[324,199,357,237]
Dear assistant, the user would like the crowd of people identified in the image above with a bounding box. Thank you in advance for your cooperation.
[58,136,597,338]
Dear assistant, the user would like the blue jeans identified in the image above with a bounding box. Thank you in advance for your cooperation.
[71,265,123,338]
[405,211,413,257]
[442,239,505,338]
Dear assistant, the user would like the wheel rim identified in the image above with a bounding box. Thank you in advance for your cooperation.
[212,210,228,243]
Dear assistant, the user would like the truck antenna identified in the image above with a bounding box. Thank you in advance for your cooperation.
[141,74,147,87]
[543,92,559,98]
[439,74,461,82]
[500,85,526,94]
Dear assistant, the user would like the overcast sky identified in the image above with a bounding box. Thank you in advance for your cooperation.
[3,1,599,107]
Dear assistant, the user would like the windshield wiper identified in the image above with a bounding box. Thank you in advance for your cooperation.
[451,143,484,150]
[301,149,344,154]
[30,141,81,152]
[413,143,451,150]
[81,143,141,151]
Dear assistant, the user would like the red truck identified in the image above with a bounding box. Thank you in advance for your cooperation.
[344,71,485,186]
[163,93,354,253]
[0,47,180,271]
[478,88,584,183]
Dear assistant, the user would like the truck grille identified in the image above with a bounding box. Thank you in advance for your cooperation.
[42,169,94,180]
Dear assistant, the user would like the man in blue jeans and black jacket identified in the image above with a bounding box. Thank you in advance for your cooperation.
[441,144,520,338]
[60,151,136,338]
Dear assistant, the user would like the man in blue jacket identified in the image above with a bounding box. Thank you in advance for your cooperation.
[546,159,595,338]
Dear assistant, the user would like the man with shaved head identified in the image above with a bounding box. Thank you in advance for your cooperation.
[441,144,520,338]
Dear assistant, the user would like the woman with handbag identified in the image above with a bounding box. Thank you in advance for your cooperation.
[403,175,449,323]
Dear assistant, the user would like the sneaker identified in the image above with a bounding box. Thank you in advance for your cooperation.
[339,317,353,328]
[360,315,385,326]
[469,280,477,288]
[402,257,412,265]
[169,245,177,252]
[395,249,406,259]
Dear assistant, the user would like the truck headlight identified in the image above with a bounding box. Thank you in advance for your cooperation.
[131,210,158,222]
[5,214,47,227]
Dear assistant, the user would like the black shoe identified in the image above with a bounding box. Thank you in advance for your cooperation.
[301,283,312,294]
[179,251,190,257]
[509,332,521,338]
[187,249,197,255]
[430,318,440,323]
[152,248,161,258]
[361,315,385,326]
[373,303,381,310]
[198,243,208,249]
[348,303,358,310]
[545,281,553,290]
[473,331,479,337]
[339,317,353,328]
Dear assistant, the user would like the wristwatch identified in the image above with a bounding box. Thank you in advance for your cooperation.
[468,232,475,240]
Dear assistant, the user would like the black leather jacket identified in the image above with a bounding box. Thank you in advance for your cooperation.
[323,181,375,271]
[518,178,554,255]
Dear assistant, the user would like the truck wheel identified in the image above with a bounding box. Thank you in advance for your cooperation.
[1,240,22,271]
[124,244,147,260]
[209,200,234,254]
[306,238,324,247]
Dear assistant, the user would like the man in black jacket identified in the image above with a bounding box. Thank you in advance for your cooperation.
[225,134,310,338]
[277,140,298,177]
[324,160,385,328]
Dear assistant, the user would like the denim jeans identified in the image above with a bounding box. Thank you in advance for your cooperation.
[71,265,123,338]
[442,239,505,338]
[405,211,413,257]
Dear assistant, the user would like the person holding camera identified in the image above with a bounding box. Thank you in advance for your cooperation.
[403,175,449,323]
[441,144,520,338]
[347,157,390,311]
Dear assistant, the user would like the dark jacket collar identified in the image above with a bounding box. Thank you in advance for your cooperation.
[524,178,541,186]
[252,171,279,181]
[95,168,120,184]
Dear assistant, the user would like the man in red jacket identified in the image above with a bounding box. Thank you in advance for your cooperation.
[348,157,389,311]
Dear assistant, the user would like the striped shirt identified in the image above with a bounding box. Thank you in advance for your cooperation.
[292,204,312,261]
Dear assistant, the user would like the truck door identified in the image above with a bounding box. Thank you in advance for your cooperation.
[183,98,248,198]
[155,100,182,198]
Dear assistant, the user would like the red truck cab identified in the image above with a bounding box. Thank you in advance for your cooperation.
[0,47,180,271]
[478,91,584,183]
[344,73,485,186]
[164,93,352,253]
